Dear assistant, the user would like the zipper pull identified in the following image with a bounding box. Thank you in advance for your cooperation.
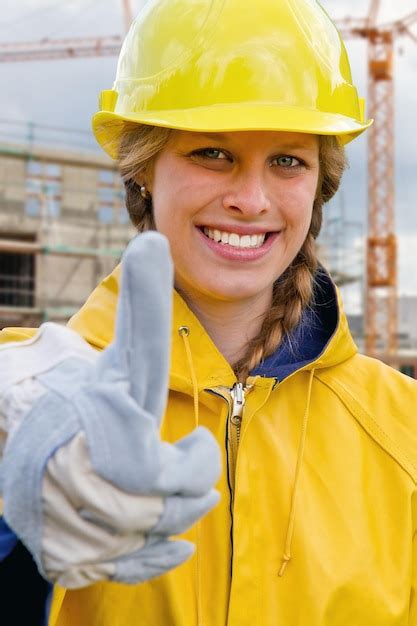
[231,382,245,418]
[230,382,245,441]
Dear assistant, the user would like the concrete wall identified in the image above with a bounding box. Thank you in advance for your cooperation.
[0,144,135,329]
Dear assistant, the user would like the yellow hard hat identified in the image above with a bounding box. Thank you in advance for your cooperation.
[93,0,372,160]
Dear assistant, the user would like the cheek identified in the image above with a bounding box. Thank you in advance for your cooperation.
[151,195,171,235]
[281,184,315,233]
[152,165,184,233]
[298,171,319,205]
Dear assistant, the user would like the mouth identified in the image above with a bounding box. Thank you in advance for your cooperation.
[198,226,276,250]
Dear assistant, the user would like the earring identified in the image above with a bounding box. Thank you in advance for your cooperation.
[140,184,151,200]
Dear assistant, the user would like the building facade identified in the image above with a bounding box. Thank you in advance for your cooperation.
[0,142,134,329]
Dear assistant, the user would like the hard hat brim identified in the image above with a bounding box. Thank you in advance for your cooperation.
[92,105,373,160]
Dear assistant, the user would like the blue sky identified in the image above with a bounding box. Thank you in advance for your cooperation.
[1,0,416,312]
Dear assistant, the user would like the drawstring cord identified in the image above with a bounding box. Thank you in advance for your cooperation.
[179,326,202,624]
[179,326,315,586]
[279,367,316,577]
[179,326,199,427]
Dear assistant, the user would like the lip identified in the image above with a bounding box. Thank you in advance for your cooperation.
[196,226,281,262]
[197,223,277,236]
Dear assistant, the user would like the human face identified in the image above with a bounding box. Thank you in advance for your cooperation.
[149,130,319,306]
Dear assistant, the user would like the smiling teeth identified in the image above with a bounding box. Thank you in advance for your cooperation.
[203,227,266,248]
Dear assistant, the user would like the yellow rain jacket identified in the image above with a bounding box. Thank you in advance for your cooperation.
[2,266,417,626]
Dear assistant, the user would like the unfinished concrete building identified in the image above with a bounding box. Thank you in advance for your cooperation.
[0,142,134,329]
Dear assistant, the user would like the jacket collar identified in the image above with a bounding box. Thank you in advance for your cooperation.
[251,268,357,380]
[67,264,357,393]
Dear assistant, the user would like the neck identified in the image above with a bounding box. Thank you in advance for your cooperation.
[176,287,273,366]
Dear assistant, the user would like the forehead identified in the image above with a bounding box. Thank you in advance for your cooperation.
[169,129,319,151]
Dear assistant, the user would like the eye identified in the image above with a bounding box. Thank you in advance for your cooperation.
[192,148,230,160]
[272,155,302,168]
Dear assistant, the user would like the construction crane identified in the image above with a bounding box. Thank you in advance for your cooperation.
[0,0,417,358]
[0,0,131,62]
[337,1,417,356]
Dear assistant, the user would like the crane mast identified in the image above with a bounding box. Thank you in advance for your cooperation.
[336,2,417,358]
[366,25,397,354]
[365,0,397,355]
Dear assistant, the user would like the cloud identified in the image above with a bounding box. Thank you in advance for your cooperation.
[398,233,417,295]
[0,0,147,42]
[320,0,415,22]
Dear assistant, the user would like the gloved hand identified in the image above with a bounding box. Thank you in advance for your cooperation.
[0,232,221,588]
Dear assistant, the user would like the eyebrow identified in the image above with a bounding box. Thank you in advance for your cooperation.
[195,133,231,141]
[186,133,317,150]
[273,141,318,151]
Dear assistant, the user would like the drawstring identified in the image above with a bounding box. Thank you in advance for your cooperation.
[278,367,316,577]
[179,327,314,586]
[179,326,199,428]
[179,326,202,624]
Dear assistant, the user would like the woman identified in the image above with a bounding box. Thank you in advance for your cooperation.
[1,0,417,624]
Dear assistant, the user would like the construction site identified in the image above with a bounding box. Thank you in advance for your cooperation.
[0,0,416,373]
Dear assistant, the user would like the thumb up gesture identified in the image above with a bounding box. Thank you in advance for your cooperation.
[1,232,221,588]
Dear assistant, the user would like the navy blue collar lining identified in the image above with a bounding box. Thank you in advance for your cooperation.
[250,269,338,381]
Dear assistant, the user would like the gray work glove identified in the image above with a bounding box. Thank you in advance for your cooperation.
[0,232,221,588]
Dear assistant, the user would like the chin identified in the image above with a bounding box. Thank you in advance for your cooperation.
[198,278,271,303]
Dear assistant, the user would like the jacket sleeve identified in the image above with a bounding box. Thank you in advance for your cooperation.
[0,327,51,623]
[0,327,38,344]
[410,492,417,624]
[0,517,52,625]
[0,516,18,559]
[411,534,417,623]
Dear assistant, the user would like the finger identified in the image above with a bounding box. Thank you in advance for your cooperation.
[159,427,222,496]
[150,489,220,536]
[98,232,173,421]
[57,539,194,588]
[112,538,195,584]
[46,430,164,532]
[56,562,116,589]
[43,469,148,570]
[78,488,164,534]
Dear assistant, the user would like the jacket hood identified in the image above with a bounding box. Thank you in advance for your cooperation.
[251,268,357,380]
[67,264,358,393]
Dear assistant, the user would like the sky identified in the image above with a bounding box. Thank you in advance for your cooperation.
[0,0,416,313]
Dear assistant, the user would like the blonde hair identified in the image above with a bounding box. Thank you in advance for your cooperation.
[115,123,347,381]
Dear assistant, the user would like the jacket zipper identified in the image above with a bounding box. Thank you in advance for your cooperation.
[204,382,253,584]
[228,382,246,497]
[206,382,252,499]
[231,382,245,443]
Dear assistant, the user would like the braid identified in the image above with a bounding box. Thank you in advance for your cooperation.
[234,234,318,382]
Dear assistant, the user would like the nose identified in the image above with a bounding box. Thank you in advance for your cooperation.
[222,169,272,217]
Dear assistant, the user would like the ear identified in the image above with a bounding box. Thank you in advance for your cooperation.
[133,172,153,196]
[143,168,155,195]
